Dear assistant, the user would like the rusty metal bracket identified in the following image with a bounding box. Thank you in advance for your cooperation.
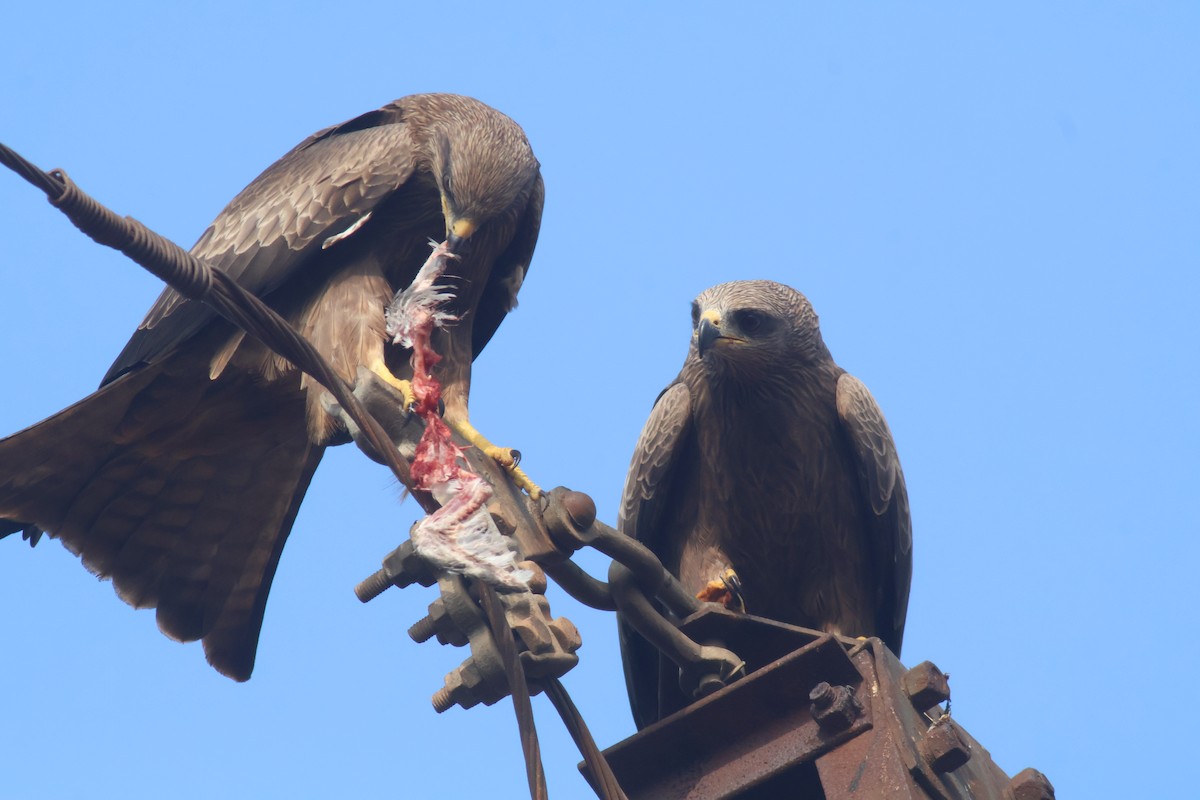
[592,627,1055,800]
[588,633,867,799]
[401,571,581,713]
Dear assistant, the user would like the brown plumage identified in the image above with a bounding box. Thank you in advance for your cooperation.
[618,280,912,728]
[0,93,543,680]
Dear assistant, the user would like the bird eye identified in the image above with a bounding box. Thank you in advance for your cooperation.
[738,310,764,334]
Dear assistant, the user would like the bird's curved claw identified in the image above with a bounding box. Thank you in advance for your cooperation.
[454,421,542,500]
[488,451,541,500]
[697,567,746,613]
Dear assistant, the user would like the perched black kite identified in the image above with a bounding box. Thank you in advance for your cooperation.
[0,93,544,680]
[618,280,912,728]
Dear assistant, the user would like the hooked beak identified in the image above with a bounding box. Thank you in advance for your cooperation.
[697,309,722,356]
[446,217,476,255]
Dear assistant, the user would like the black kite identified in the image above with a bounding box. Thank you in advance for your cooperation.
[618,280,912,728]
[0,93,544,680]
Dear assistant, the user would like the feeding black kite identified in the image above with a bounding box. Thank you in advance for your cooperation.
[618,280,912,728]
[0,93,544,680]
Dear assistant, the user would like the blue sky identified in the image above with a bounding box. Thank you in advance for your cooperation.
[2,3,1197,797]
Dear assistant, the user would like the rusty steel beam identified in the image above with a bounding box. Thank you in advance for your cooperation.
[589,632,867,799]
[591,621,1054,800]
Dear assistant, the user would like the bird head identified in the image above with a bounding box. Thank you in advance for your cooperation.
[426,98,542,256]
[691,280,828,373]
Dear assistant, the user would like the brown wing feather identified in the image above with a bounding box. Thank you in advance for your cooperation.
[617,380,694,729]
[619,381,693,546]
[104,106,419,383]
[835,372,912,653]
[0,334,320,681]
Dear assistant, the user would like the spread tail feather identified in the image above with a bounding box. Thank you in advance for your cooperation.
[0,354,322,681]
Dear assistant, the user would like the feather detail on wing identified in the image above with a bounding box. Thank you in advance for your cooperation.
[105,114,419,383]
[619,381,694,549]
[835,372,912,652]
[618,379,694,728]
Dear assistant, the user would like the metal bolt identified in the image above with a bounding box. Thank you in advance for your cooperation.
[919,720,971,773]
[353,539,437,602]
[354,568,392,603]
[903,661,951,711]
[562,490,596,530]
[431,667,467,713]
[808,682,861,733]
[1008,768,1055,800]
[407,614,439,644]
[430,662,487,713]
[431,686,455,714]
[408,597,468,646]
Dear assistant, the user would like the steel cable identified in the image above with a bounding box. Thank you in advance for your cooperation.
[478,584,548,800]
[544,679,627,800]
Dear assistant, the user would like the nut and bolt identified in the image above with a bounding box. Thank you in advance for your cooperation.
[809,681,861,733]
[1008,768,1055,800]
[561,490,597,530]
[408,597,468,647]
[919,719,971,773]
[354,539,437,602]
[902,660,951,711]
[431,660,492,713]
[541,487,600,554]
[353,569,394,603]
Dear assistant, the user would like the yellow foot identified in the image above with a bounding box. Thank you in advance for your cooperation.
[697,567,746,613]
[451,417,543,500]
[368,360,415,409]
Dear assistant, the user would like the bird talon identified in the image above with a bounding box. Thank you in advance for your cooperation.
[697,567,746,613]
[451,419,541,499]
[505,462,542,501]
[483,448,541,499]
[483,445,515,467]
[368,360,415,409]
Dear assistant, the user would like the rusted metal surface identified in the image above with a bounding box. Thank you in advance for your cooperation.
[414,574,582,713]
[592,626,1051,800]
[810,681,863,734]
[590,632,867,799]
[918,720,972,774]
[502,585,582,682]
[1006,768,1055,800]
[818,717,925,799]
[816,641,1019,800]
[902,661,951,712]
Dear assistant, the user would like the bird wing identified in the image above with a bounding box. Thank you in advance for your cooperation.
[469,171,544,358]
[617,380,694,728]
[619,380,693,549]
[835,372,913,654]
[103,103,420,383]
